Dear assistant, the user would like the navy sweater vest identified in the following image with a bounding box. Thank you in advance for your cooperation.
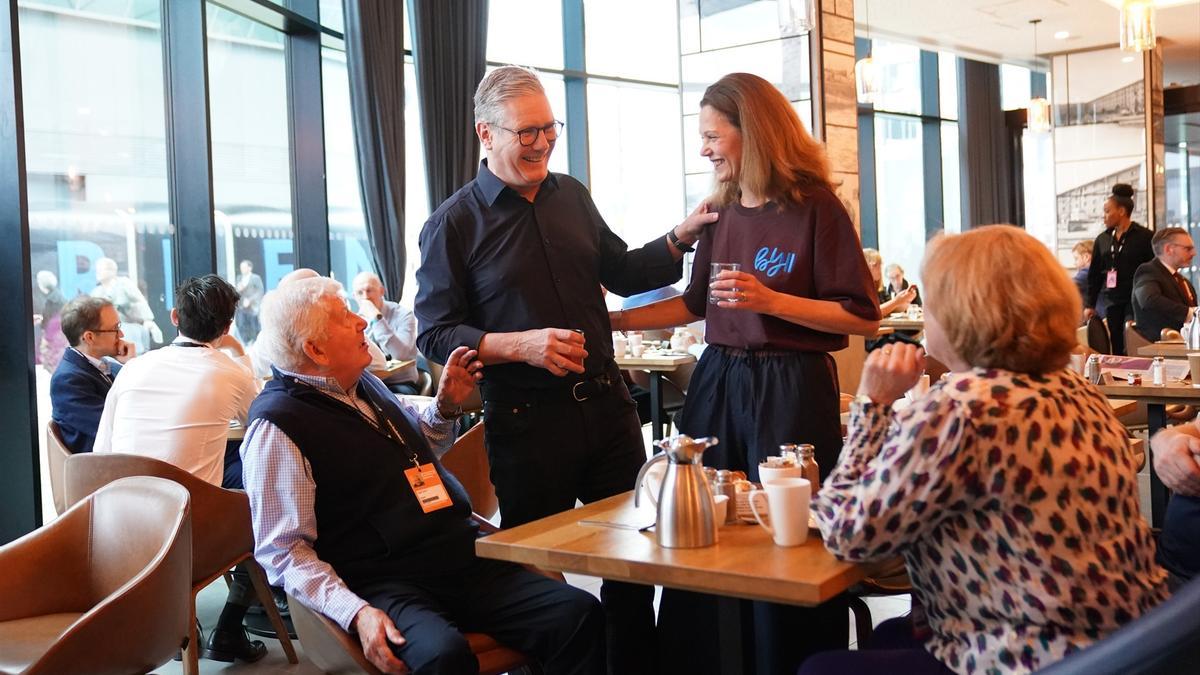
[249,370,478,586]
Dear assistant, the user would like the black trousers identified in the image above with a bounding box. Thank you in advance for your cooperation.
[660,346,849,674]
[355,557,605,675]
[481,376,657,675]
[1107,302,1129,355]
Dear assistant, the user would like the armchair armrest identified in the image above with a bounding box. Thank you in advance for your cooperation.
[0,505,93,621]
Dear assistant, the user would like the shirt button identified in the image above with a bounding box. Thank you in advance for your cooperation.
[544,238,551,245]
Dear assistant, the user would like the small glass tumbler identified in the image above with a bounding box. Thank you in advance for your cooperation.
[709,262,741,304]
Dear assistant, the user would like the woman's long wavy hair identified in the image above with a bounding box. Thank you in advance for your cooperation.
[700,72,832,208]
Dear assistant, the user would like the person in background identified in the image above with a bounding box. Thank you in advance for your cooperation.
[1071,240,1094,316]
[416,65,715,675]
[91,257,162,353]
[803,225,1167,675]
[49,297,136,454]
[864,248,916,315]
[1132,227,1197,342]
[94,274,262,663]
[235,260,265,345]
[32,269,64,366]
[38,293,69,373]
[884,263,922,306]
[613,72,880,674]
[1149,417,1200,590]
[1084,183,1154,355]
[245,277,604,675]
[352,271,420,394]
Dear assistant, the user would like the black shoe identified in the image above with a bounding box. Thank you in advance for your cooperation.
[245,586,290,617]
[201,627,267,663]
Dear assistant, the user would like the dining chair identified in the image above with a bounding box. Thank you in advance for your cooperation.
[0,476,192,675]
[1086,316,1112,354]
[1125,321,1152,356]
[45,421,71,516]
[63,452,298,675]
[440,422,498,521]
[1035,575,1200,674]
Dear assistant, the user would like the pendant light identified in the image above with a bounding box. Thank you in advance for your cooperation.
[1120,0,1156,52]
[1027,19,1052,133]
[856,0,881,104]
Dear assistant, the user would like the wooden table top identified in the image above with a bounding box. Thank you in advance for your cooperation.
[1107,398,1138,417]
[370,359,415,380]
[879,316,924,331]
[1098,381,1200,404]
[1137,343,1194,358]
[475,491,882,607]
[615,353,696,372]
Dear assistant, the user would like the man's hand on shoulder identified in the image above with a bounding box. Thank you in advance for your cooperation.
[353,606,409,674]
[518,328,587,376]
[674,201,719,244]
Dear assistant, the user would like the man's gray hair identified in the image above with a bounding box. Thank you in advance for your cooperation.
[1152,227,1189,256]
[474,65,545,124]
[257,277,344,372]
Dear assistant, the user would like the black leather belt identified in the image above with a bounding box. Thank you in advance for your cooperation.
[482,373,615,404]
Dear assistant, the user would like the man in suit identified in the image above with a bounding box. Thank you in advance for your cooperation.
[49,297,136,453]
[1133,227,1197,342]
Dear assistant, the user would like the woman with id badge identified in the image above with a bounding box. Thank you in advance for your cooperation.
[1084,183,1153,355]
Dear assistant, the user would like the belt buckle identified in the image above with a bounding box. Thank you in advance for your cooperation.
[572,381,591,402]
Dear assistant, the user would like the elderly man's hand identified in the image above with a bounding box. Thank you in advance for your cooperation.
[436,346,483,415]
[518,328,587,376]
[1151,425,1200,497]
[858,342,926,405]
[353,606,409,674]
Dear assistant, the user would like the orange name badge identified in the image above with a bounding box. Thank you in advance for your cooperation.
[405,463,454,513]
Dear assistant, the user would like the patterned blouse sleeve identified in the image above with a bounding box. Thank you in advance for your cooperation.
[814,391,975,562]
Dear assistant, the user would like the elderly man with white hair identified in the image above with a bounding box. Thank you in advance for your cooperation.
[242,277,604,675]
[352,271,420,393]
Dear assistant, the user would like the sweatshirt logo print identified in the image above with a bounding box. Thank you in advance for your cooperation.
[755,247,796,278]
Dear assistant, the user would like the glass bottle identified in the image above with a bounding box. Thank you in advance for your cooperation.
[797,444,820,493]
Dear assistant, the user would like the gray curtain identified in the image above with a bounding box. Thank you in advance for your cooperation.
[343,0,406,296]
[408,0,488,211]
[957,59,1016,228]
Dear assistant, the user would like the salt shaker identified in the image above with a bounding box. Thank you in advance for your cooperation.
[711,469,739,524]
[1085,354,1102,384]
[797,444,820,493]
[1152,356,1166,386]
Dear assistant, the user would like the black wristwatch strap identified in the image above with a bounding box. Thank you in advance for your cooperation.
[668,229,694,253]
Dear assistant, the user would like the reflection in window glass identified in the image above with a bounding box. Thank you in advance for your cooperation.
[699,0,810,52]
[587,80,684,264]
[938,52,958,120]
[322,48,372,289]
[585,0,679,83]
[870,40,921,115]
[21,0,174,360]
[319,0,343,33]
[1000,64,1031,111]
[207,4,295,300]
[874,114,926,287]
[1023,129,1056,252]
[487,0,563,69]
[681,36,809,111]
[404,60,430,304]
[941,121,960,233]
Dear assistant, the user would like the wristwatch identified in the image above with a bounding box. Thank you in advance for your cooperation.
[667,228,695,253]
[436,400,464,420]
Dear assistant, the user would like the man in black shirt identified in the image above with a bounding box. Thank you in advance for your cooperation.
[416,65,716,675]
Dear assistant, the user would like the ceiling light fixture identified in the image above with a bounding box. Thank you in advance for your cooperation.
[855,0,881,104]
[1054,30,1070,39]
[1027,19,1052,134]
[1120,0,1156,52]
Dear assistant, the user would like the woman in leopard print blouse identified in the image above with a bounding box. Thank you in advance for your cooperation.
[803,226,1168,675]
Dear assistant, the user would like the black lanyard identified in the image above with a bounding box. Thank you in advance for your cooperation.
[172,341,211,349]
[1109,229,1128,268]
[287,375,420,468]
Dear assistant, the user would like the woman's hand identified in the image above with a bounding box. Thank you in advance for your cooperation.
[857,342,926,405]
[710,271,778,313]
[435,346,484,414]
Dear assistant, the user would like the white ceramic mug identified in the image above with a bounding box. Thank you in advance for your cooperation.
[628,332,644,358]
[1189,352,1200,388]
[641,462,668,505]
[757,463,803,483]
[749,478,811,547]
[712,494,729,527]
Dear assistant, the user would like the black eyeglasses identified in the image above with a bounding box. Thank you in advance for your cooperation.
[89,327,121,335]
[492,120,564,147]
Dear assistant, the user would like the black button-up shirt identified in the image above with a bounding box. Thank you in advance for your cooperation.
[415,161,682,390]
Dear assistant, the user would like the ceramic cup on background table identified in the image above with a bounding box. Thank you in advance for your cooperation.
[757,463,803,483]
[1189,353,1200,388]
[749,477,811,546]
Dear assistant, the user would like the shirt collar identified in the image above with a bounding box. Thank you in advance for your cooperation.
[72,347,109,375]
[1161,258,1179,276]
[275,366,361,400]
[475,159,558,207]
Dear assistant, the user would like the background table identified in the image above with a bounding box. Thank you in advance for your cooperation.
[615,353,696,440]
[879,316,924,332]
[370,358,414,381]
[1098,382,1200,526]
[1137,342,1192,359]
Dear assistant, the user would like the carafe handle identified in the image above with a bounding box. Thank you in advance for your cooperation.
[634,454,668,508]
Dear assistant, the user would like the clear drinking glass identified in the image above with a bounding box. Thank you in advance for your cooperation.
[709,262,741,304]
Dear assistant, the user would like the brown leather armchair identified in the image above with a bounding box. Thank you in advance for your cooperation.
[0,476,192,675]
[45,421,71,516]
[63,452,298,675]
